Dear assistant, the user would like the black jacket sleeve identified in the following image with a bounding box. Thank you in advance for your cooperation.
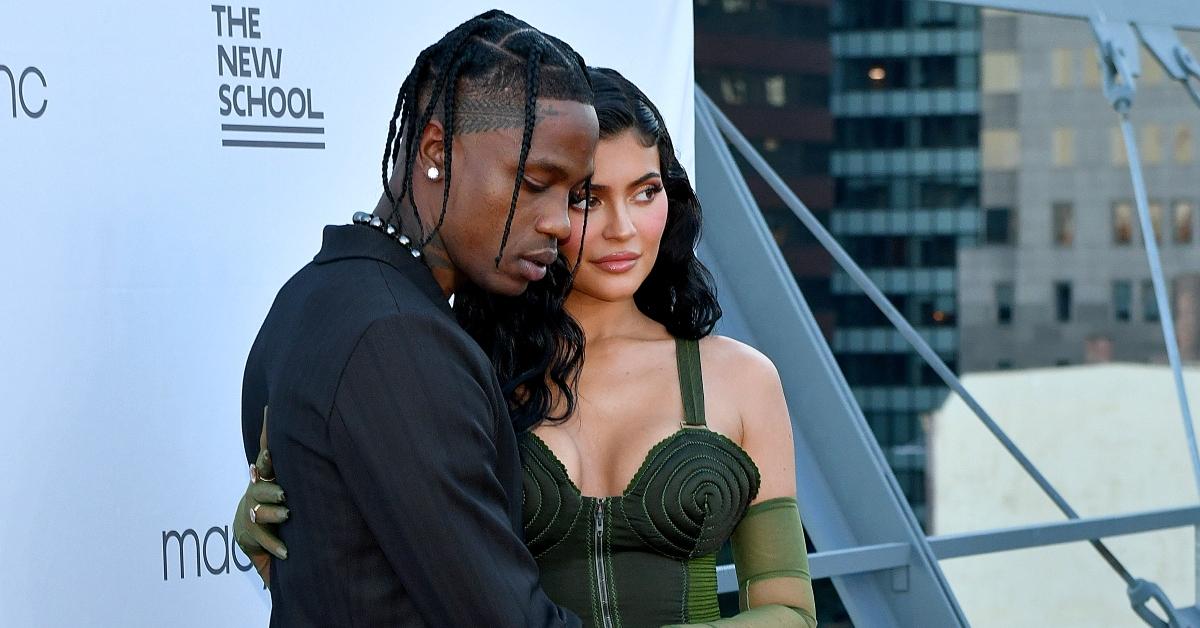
[328,312,579,628]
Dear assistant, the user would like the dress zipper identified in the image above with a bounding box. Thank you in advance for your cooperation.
[594,499,616,628]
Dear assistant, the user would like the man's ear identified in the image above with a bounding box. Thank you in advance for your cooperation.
[417,118,446,175]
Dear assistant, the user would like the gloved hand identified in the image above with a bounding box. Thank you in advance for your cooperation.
[233,417,289,585]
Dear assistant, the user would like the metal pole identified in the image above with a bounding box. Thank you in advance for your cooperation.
[1117,114,1200,498]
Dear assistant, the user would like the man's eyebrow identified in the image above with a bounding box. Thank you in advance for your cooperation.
[524,159,571,180]
[589,171,661,191]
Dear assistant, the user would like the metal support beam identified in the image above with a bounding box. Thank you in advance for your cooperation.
[716,506,1200,594]
[930,506,1200,559]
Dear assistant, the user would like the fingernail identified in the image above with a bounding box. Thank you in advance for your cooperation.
[282,508,290,520]
[279,548,288,560]
[277,490,287,503]
[249,464,258,483]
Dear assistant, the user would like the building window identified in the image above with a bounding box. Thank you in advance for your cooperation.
[1052,127,1075,167]
[1174,125,1193,164]
[918,115,979,149]
[1173,200,1195,244]
[1113,200,1135,244]
[984,207,1013,244]
[1113,280,1132,322]
[840,58,909,91]
[917,235,956,268]
[1051,49,1074,88]
[764,75,787,107]
[917,55,958,89]
[719,76,748,105]
[1142,124,1164,165]
[982,129,1020,170]
[915,175,978,207]
[836,177,891,208]
[833,0,907,30]
[1083,48,1102,87]
[837,117,907,149]
[1053,202,1074,246]
[982,52,1020,93]
[996,282,1014,325]
[1150,200,1164,243]
[1055,282,1073,322]
[912,0,960,28]
[1142,279,1160,322]
[1141,48,1166,85]
[1111,127,1128,166]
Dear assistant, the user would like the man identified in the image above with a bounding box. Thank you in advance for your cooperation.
[235,11,597,626]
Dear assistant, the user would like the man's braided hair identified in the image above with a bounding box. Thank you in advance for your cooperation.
[383,10,594,431]
[381,9,593,265]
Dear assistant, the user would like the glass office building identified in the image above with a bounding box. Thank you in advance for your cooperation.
[828,0,981,528]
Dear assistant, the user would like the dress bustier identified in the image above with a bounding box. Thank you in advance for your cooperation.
[519,339,761,627]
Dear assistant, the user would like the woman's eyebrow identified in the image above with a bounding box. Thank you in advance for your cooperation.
[628,172,661,187]
[590,171,661,192]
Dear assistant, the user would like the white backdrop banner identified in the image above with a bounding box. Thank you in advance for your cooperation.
[0,2,693,625]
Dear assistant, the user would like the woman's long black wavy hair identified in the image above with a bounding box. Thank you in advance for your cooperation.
[456,67,722,432]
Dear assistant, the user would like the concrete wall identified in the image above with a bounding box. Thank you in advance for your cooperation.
[929,364,1198,626]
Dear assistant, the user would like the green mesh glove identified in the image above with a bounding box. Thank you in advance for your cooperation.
[663,497,817,627]
[232,417,289,585]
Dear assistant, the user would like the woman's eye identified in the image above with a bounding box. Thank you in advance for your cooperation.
[570,195,598,210]
[634,185,663,203]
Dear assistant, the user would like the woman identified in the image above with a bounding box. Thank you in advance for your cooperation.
[239,68,817,627]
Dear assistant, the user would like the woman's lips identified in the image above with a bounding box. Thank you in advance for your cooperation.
[592,252,640,274]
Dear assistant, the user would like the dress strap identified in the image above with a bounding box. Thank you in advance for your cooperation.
[675,338,707,427]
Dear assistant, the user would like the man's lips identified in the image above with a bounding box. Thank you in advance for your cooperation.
[516,249,558,281]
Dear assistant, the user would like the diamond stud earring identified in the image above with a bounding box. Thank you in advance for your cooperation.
[426,166,440,180]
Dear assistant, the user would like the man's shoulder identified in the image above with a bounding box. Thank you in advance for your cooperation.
[248,256,466,414]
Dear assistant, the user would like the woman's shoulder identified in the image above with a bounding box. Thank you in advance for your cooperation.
[697,334,780,386]
[696,335,789,439]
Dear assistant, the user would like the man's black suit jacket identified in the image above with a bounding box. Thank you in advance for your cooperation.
[241,224,578,627]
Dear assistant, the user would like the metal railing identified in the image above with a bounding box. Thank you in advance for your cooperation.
[696,83,1200,626]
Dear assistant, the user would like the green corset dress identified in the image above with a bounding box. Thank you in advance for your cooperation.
[519,339,761,628]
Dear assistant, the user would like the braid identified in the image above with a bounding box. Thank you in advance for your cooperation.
[421,51,469,247]
[386,49,433,235]
[570,179,591,282]
[380,75,410,207]
[495,43,543,267]
[380,27,467,236]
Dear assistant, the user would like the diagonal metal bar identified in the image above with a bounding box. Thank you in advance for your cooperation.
[1116,111,1200,497]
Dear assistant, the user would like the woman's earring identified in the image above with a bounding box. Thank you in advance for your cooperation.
[426,166,440,181]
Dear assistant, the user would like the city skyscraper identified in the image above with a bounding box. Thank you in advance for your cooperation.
[959,10,1200,372]
[694,0,836,338]
[828,0,982,527]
